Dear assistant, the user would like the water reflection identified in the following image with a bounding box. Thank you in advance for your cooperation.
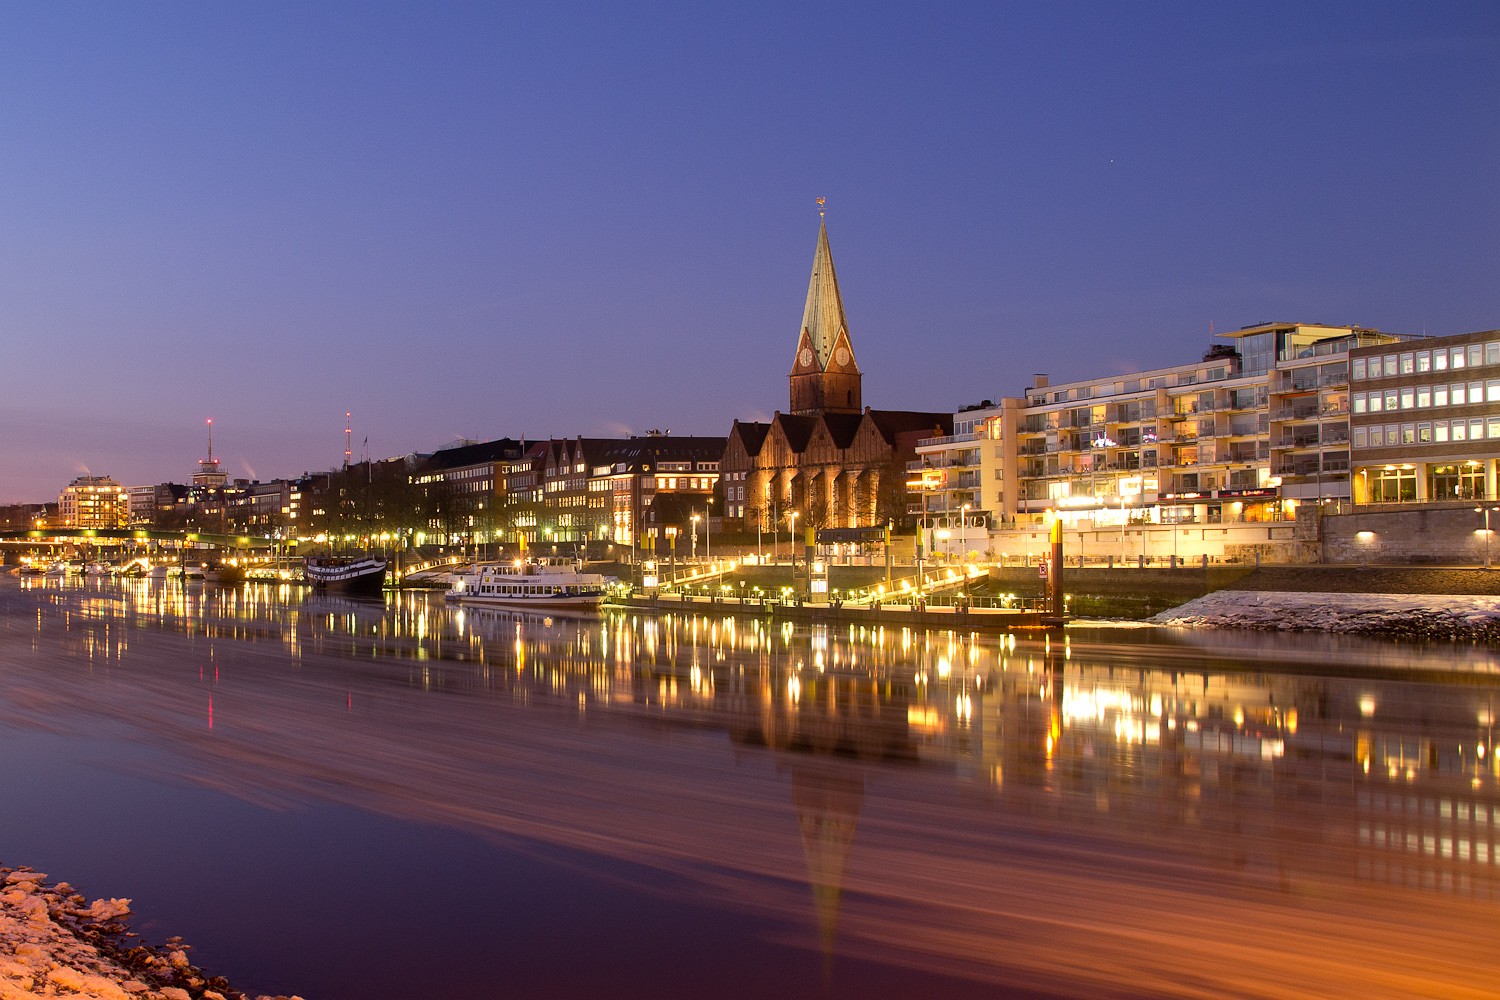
[4,576,1498,997]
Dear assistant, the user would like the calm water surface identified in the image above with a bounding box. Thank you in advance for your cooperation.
[1,576,1496,1000]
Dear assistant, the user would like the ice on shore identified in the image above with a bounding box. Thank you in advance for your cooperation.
[1154,590,1500,641]
[0,865,303,1000]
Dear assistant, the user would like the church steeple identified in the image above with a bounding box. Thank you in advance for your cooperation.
[790,206,862,415]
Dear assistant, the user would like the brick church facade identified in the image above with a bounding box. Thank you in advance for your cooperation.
[720,216,950,534]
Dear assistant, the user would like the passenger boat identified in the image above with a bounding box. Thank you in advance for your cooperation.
[445,557,616,610]
[304,555,387,595]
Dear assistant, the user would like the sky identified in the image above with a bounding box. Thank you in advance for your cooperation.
[1,2,1497,503]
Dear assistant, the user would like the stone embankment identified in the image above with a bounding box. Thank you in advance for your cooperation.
[1154,567,1500,640]
[0,866,298,1000]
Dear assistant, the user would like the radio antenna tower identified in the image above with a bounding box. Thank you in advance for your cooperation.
[344,412,352,469]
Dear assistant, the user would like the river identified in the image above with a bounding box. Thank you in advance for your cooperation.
[0,576,1496,999]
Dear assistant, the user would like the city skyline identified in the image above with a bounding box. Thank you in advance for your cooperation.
[3,3,1497,503]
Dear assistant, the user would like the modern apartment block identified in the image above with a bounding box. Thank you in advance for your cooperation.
[58,475,130,529]
[1349,329,1500,503]
[913,323,1410,537]
[910,397,1021,540]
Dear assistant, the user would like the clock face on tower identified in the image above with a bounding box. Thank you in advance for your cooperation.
[835,346,849,366]
[799,347,814,368]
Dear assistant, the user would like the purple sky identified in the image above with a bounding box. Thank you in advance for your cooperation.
[2,3,1497,503]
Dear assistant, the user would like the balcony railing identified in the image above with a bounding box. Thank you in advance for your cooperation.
[916,431,980,448]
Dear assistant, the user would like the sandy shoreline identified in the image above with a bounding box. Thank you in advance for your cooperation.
[0,866,299,1000]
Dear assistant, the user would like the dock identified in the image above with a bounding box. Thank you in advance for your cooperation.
[606,592,1060,631]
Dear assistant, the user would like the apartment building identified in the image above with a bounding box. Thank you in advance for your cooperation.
[913,323,1408,542]
[58,476,130,529]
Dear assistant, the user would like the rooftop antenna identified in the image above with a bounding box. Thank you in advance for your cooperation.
[206,418,214,464]
[344,412,352,469]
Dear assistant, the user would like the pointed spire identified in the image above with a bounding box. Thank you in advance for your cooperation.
[797,207,850,371]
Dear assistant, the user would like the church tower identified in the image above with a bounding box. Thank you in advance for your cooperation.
[789,212,862,415]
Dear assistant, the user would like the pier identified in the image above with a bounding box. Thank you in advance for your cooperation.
[607,591,1057,630]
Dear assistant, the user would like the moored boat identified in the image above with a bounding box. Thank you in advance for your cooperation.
[304,555,388,595]
[445,557,616,610]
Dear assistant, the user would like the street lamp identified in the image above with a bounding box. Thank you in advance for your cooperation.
[788,510,799,597]
[960,502,970,561]
[691,512,700,562]
[1478,506,1500,569]
[705,497,712,563]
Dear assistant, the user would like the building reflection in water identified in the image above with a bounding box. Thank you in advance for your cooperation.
[11,575,1500,993]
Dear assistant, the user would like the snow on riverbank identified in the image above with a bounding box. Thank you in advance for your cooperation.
[1153,590,1500,641]
[0,867,299,1000]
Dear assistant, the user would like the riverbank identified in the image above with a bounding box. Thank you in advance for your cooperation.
[1153,590,1500,641]
[0,866,297,1000]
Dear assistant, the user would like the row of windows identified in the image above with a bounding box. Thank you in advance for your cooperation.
[1354,418,1500,449]
[1353,381,1500,414]
[1353,342,1499,380]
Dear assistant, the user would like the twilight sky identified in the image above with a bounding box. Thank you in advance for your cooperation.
[2,2,1497,502]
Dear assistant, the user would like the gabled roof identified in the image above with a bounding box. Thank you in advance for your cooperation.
[728,420,771,458]
[774,413,818,453]
[822,412,864,450]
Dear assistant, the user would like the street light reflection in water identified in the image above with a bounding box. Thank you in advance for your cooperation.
[4,576,1498,1000]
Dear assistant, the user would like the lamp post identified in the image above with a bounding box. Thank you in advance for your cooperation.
[1119,492,1127,564]
[960,502,970,562]
[1478,506,1500,569]
[705,498,712,563]
[690,512,700,562]
[788,510,799,596]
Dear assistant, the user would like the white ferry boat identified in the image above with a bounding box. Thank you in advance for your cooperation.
[445,557,616,610]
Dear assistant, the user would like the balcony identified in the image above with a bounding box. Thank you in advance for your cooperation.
[916,431,980,448]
